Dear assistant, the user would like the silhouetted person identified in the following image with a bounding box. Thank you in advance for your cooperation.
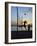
[28,24,30,31]
[24,20,27,29]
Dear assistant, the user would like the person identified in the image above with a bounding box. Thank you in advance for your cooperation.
[28,24,30,31]
[24,20,27,29]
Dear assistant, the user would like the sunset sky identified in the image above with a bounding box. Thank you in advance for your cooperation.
[11,6,32,25]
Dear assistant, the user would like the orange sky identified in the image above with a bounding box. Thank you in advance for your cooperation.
[18,19,32,25]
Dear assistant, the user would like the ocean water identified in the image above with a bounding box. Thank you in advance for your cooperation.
[11,26,32,31]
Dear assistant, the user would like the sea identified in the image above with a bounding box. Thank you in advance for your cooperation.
[11,26,32,31]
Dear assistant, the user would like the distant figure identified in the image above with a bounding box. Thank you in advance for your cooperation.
[28,24,30,31]
[24,20,27,30]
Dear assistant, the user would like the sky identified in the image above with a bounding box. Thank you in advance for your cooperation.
[11,6,32,25]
